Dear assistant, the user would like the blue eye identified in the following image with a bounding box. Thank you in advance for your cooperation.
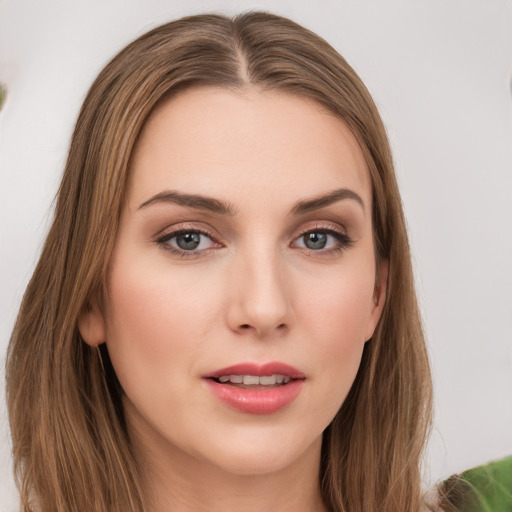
[175,232,201,250]
[157,229,219,254]
[294,229,353,252]
[302,232,328,250]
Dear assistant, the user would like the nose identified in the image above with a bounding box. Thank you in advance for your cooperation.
[226,247,292,338]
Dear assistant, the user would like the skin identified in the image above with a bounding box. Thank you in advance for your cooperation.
[79,87,387,512]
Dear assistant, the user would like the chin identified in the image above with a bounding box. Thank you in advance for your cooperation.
[214,451,291,476]
[198,428,323,477]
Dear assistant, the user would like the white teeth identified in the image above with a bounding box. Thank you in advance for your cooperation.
[259,375,277,385]
[217,374,291,385]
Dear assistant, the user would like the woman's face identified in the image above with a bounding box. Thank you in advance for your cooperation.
[80,87,386,478]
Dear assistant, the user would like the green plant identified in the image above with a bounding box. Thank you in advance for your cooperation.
[441,456,512,511]
[0,82,5,111]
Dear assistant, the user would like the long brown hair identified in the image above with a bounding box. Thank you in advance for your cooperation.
[6,12,432,511]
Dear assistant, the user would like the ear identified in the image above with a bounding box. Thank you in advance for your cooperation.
[78,300,107,347]
[364,259,389,342]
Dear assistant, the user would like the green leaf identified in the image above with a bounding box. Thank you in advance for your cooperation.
[0,83,5,111]
[451,456,512,512]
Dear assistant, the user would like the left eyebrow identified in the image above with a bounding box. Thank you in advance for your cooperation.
[137,190,237,215]
[290,188,365,215]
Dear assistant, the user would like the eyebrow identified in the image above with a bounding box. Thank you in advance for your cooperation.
[138,187,365,216]
[290,188,365,215]
[138,190,237,215]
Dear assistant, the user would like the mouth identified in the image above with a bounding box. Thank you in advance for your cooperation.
[212,373,294,387]
[203,362,305,414]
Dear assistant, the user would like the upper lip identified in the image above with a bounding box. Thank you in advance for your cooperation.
[203,362,306,380]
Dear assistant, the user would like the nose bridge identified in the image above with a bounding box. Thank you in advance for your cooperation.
[228,239,291,336]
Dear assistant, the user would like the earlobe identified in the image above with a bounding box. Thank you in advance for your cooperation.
[365,259,389,341]
[78,301,107,347]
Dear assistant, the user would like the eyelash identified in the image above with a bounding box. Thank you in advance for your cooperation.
[156,226,220,257]
[294,225,354,255]
[155,224,354,257]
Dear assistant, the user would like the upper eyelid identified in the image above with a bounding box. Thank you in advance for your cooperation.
[159,226,213,238]
[153,220,349,243]
[293,226,352,243]
[293,221,347,237]
[155,222,218,240]
[297,225,343,234]
[155,227,221,257]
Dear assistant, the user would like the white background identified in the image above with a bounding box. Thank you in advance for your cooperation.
[1,1,511,510]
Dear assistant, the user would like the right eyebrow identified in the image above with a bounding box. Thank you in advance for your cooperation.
[137,190,237,216]
[290,187,365,216]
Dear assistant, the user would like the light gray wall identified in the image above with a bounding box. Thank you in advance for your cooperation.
[1,0,511,510]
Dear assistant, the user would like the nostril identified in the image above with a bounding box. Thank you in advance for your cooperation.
[239,323,286,331]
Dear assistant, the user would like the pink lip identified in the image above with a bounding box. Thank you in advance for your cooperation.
[202,362,305,415]
[203,362,305,380]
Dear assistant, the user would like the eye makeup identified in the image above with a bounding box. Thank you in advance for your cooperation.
[292,223,354,255]
[154,220,354,259]
[155,223,223,258]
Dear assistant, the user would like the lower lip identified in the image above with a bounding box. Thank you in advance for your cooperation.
[203,379,304,415]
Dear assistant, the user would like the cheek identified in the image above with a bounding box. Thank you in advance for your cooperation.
[102,257,218,395]
[299,266,375,347]
[295,267,375,414]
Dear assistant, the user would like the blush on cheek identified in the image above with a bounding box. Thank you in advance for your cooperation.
[105,259,216,388]
[305,340,364,433]
[104,275,169,384]
[307,279,376,341]
[298,280,373,418]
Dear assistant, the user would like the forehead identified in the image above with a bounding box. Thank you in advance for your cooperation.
[128,87,371,210]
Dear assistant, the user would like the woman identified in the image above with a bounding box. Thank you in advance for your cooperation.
[6,12,433,512]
